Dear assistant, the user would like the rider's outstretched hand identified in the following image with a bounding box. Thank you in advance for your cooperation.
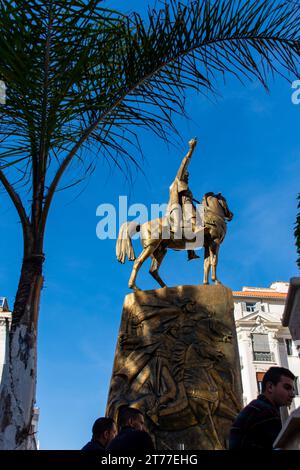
[189,137,198,149]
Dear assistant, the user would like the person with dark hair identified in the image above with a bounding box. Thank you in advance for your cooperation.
[82,417,117,451]
[107,407,154,451]
[229,366,296,449]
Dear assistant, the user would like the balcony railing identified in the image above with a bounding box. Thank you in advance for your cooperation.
[253,351,275,362]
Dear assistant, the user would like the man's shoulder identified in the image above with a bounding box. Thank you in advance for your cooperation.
[246,396,278,413]
[234,396,279,425]
[107,427,154,451]
[81,440,105,451]
[122,428,153,442]
[131,429,152,438]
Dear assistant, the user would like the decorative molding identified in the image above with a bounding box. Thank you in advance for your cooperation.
[250,316,267,333]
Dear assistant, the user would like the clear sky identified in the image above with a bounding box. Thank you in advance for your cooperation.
[0,1,299,449]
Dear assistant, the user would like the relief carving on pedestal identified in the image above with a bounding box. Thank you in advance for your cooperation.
[107,292,241,449]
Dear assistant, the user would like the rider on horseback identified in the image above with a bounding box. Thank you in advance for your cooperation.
[116,138,233,290]
[166,138,200,261]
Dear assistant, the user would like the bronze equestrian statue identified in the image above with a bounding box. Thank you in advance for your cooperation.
[116,139,233,290]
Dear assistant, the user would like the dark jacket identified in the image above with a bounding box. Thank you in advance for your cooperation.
[81,439,105,452]
[107,426,154,452]
[229,394,282,449]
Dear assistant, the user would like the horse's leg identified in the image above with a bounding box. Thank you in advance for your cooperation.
[203,244,210,284]
[210,243,221,285]
[206,406,224,450]
[149,245,167,288]
[188,398,223,449]
[128,245,156,290]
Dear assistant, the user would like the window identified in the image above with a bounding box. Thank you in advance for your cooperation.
[256,372,265,394]
[246,302,256,312]
[252,334,274,362]
[285,339,293,356]
[252,334,270,352]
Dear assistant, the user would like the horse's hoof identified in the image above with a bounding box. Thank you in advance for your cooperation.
[203,281,209,285]
[188,253,200,261]
[214,280,222,285]
[215,444,224,450]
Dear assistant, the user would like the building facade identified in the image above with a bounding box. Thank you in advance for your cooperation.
[0,297,11,385]
[233,282,300,410]
[282,277,300,357]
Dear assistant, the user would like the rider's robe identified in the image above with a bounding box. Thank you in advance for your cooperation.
[166,177,196,235]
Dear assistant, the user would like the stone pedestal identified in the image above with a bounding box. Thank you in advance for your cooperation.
[106,285,243,450]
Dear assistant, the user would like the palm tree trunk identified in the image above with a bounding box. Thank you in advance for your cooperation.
[0,235,44,450]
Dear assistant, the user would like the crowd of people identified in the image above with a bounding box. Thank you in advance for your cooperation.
[82,366,296,451]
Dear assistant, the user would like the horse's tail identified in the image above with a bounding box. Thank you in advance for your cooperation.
[116,221,140,264]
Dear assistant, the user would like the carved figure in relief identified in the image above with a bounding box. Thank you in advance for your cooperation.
[107,299,239,449]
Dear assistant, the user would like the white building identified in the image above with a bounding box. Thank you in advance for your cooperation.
[282,277,300,358]
[233,282,300,410]
[0,297,11,385]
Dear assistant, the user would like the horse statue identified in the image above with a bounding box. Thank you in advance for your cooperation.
[116,191,233,290]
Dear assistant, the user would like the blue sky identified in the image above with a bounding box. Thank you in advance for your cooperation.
[0,1,300,449]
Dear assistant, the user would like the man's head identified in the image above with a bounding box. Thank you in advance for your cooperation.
[117,406,145,432]
[92,417,117,447]
[262,367,295,408]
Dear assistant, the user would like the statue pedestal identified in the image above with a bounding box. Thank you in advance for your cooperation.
[106,285,242,450]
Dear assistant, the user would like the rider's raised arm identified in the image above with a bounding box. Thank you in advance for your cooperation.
[175,138,197,181]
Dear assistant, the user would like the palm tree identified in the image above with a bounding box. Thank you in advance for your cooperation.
[0,0,299,449]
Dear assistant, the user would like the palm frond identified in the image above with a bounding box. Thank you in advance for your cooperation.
[0,0,299,217]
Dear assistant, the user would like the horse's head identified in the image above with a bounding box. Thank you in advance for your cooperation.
[216,193,233,221]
